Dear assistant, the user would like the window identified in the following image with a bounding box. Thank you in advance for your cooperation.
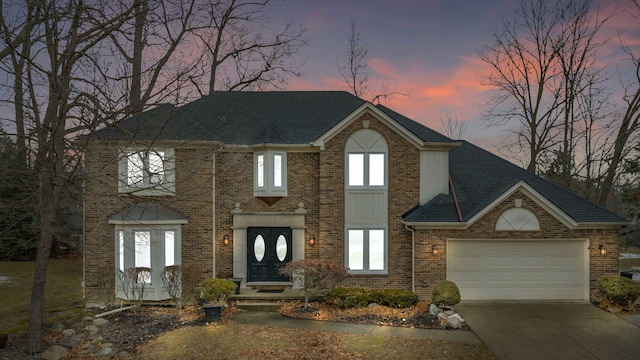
[254,150,287,196]
[347,153,386,187]
[119,148,175,195]
[115,226,181,300]
[346,228,387,273]
[345,129,388,275]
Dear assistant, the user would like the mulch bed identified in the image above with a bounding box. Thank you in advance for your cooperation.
[280,300,469,330]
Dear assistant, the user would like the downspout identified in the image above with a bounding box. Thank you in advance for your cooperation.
[404,224,416,293]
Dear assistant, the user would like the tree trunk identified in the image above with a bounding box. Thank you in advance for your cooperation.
[26,171,57,353]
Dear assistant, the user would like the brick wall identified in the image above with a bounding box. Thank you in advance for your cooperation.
[318,113,419,290]
[214,151,321,277]
[413,192,620,301]
[84,110,621,304]
[83,143,214,303]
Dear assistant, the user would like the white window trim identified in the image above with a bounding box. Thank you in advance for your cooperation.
[346,152,388,189]
[345,226,388,275]
[118,148,176,196]
[115,224,182,301]
[254,150,287,197]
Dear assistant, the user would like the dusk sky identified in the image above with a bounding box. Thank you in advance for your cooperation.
[268,0,639,152]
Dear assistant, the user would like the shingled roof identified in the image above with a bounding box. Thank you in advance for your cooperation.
[403,140,629,225]
[95,91,367,144]
[94,90,626,225]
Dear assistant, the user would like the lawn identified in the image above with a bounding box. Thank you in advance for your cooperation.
[0,259,84,333]
[620,247,640,270]
[0,260,498,359]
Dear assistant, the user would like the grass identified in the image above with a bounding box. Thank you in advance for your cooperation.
[134,325,498,360]
[0,259,84,333]
[620,247,640,270]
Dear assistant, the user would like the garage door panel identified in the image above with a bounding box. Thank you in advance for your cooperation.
[447,240,587,301]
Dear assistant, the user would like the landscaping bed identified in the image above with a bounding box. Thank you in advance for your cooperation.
[280,300,469,330]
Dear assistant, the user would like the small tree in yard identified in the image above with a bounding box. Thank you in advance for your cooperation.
[279,259,348,309]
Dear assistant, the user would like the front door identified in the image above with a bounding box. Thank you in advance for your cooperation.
[247,227,292,282]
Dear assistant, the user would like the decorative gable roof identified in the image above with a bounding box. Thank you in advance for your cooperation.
[403,141,629,227]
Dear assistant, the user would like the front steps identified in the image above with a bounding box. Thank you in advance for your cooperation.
[231,285,310,312]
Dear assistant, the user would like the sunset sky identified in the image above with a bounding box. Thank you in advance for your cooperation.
[270,0,640,152]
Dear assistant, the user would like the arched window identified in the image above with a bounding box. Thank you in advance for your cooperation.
[496,208,540,231]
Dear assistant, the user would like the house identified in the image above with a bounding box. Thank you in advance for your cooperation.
[83,91,628,304]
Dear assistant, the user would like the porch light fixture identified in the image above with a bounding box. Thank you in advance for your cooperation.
[599,244,606,256]
[428,245,439,255]
[309,235,316,246]
[223,235,230,246]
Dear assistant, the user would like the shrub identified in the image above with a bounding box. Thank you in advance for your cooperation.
[324,287,418,309]
[201,278,237,304]
[597,275,640,308]
[369,289,419,308]
[324,287,370,308]
[431,280,461,306]
[279,259,348,308]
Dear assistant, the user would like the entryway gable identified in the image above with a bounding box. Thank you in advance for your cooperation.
[230,203,306,288]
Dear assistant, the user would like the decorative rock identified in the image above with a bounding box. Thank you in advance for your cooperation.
[82,316,95,323]
[91,336,104,345]
[116,351,131,359]
[446,316,463,329]
[443,310,456,316]
[66,333,86,348]
[41,345,69,360]
[448,313,465,323]
[50,322,65,333]
[85,324,101,339]
[93,318,110,328]
[368,303,379,308]
[94,347,116,357]
[62,329,76,337]
[429,303,443,316]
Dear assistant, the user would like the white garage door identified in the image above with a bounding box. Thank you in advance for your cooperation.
[447,239,588,301]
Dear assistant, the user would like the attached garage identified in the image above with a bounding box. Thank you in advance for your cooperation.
[447,239,588,301]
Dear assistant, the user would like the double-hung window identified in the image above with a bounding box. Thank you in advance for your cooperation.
[119,148,175,195]
[254,150,287,197]
[345,129,388,274]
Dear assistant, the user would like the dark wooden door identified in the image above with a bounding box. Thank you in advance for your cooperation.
[247,227,292,282]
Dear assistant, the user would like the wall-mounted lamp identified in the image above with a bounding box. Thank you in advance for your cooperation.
[428,245,439,255]
[599,244,606,256]
[223,235,230,246]
[309,235,316,246]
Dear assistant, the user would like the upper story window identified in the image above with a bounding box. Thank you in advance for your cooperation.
[254,150,287,197]
[118,148,175,196]
[346,129,388,189]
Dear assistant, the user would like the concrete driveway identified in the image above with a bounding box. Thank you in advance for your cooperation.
[456,302,640,360]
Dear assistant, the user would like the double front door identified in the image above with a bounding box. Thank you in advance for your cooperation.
[247,227,292,282]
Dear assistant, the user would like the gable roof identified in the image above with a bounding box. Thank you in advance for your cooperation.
[93,91,626,226]
[403,140,629,227]
[95,91,367,145]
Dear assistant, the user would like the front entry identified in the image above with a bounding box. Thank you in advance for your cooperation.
[247,227,292,282]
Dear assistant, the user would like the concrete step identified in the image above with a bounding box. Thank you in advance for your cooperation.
[236,301,282,312]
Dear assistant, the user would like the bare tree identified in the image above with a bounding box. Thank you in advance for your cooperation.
[191,0,306,93]
[339,18,369,98]
[597,0,640,206]
[552,0,608,188]
[338,18,406,104]
[479,0,567,174]
[439,111,470,140]
[0,0,138,353]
